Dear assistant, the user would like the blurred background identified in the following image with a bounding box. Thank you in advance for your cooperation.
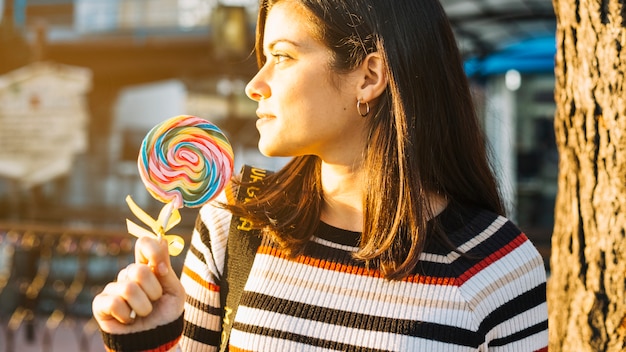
[0,0,556,351]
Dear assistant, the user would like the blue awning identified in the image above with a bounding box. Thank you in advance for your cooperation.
[464,35,557,77]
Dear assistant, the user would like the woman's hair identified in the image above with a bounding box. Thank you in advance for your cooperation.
[228,0,505,280]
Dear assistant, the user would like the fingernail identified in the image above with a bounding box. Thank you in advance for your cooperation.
[158,262,169,276]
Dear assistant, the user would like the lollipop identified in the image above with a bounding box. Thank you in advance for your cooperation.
[125,115,234,256]
[138,115,234,208]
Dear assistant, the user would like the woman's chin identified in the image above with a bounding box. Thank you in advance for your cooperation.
[258,143,281,157]
[258,144,294,158]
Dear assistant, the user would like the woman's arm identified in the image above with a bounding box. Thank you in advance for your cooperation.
[92,235,186,351]
[178,203,232,351]
[93,197,232,352]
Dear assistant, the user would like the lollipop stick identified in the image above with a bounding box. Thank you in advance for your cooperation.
[157,202,175,240]
[125,219,185,256]
[125,196,185,256]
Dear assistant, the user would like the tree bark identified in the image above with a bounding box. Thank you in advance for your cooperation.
[549,0,626,350]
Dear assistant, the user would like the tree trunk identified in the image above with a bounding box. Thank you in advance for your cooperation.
[549,0,626,350]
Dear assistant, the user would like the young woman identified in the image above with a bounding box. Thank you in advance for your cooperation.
[93,0,548,350]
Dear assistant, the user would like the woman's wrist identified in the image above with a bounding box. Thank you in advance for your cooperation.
[101,312,184,352]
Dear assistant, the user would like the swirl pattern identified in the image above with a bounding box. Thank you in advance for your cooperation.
[138,115,234,208]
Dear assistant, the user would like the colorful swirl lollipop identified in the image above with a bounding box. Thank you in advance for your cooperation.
[138,115,234,209]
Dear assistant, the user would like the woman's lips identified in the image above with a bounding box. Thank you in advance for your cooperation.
[256,111,275,127]
[256,114,274,128]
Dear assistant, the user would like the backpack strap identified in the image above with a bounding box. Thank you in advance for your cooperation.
[219,164,272,352]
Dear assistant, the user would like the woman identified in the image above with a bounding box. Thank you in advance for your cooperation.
[93,0,549,350]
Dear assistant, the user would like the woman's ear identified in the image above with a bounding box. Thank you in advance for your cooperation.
[356,52,388,102]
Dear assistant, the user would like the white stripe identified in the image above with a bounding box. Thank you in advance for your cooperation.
[245,253,477,329]
[490,330,548,352]
[184,240,218,282]
[488,302,547,338]
[311,236,358,252]
[180,270,219,304]
[233,307,479,351]
[231,329,338,352]
[197,195,232,277]
[460,243,546,319]
[183,301,222,331]
[180,337,218,352]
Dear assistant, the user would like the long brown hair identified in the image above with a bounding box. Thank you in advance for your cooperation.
[227,0,504,280]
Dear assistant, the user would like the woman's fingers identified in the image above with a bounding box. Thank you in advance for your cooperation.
[102,280,150,315]
[135,236,184,297]
[135,235,169,267]
[121,263,163,302]
[93,235,186,334]
[93,282,141,326]
[95,263,163,325]
[119,279,154,317]
[92,283,134,324]
[134,236,172,279]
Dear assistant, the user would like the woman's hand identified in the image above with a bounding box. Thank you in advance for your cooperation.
[92,236,185,334]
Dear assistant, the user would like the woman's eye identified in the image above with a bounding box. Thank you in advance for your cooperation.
[271,53,290,64]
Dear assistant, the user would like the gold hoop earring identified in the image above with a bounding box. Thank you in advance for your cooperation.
[357,99,370,117]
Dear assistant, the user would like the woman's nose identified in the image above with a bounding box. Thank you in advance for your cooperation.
[245,72,271,101]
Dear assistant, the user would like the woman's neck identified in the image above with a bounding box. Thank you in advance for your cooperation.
[319,162,364,232]
[318,162,450,232]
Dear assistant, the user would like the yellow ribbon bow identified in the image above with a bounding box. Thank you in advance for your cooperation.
[125,195,186,256]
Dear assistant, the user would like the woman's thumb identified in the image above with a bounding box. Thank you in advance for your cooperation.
[153,238,185,297]
[135,236,178,287]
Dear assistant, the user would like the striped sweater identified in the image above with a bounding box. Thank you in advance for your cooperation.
[102,200,548,351]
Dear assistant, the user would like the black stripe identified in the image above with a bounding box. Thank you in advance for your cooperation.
[317,221,360,247]
[233,323,404,352]
[240,292,482,347]
[193,212,224,281]
[188,243,206,265]
[192,214,210,263]
[195,212,212,248]
[489,320,548,347]
[185,294,222,316]
[182,320,221,346]
[419,218,525,277]
[304,239,360,264]
[303,234,465,280]
[463,220,523,257]
[430,205,492,252]
[479,282,547,335]
[102,314,184,351]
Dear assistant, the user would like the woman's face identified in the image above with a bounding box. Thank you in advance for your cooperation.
[245,2,367,164]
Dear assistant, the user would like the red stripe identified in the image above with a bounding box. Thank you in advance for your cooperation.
[139,336,181,352]
[257,245,457,285]
[457,233,528,285]
[534,347,548,352]
[104,336,181,352]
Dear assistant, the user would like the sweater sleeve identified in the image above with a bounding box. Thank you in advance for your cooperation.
[459,215,548,351]
[178,197,232,351]
[101,314,184,352]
